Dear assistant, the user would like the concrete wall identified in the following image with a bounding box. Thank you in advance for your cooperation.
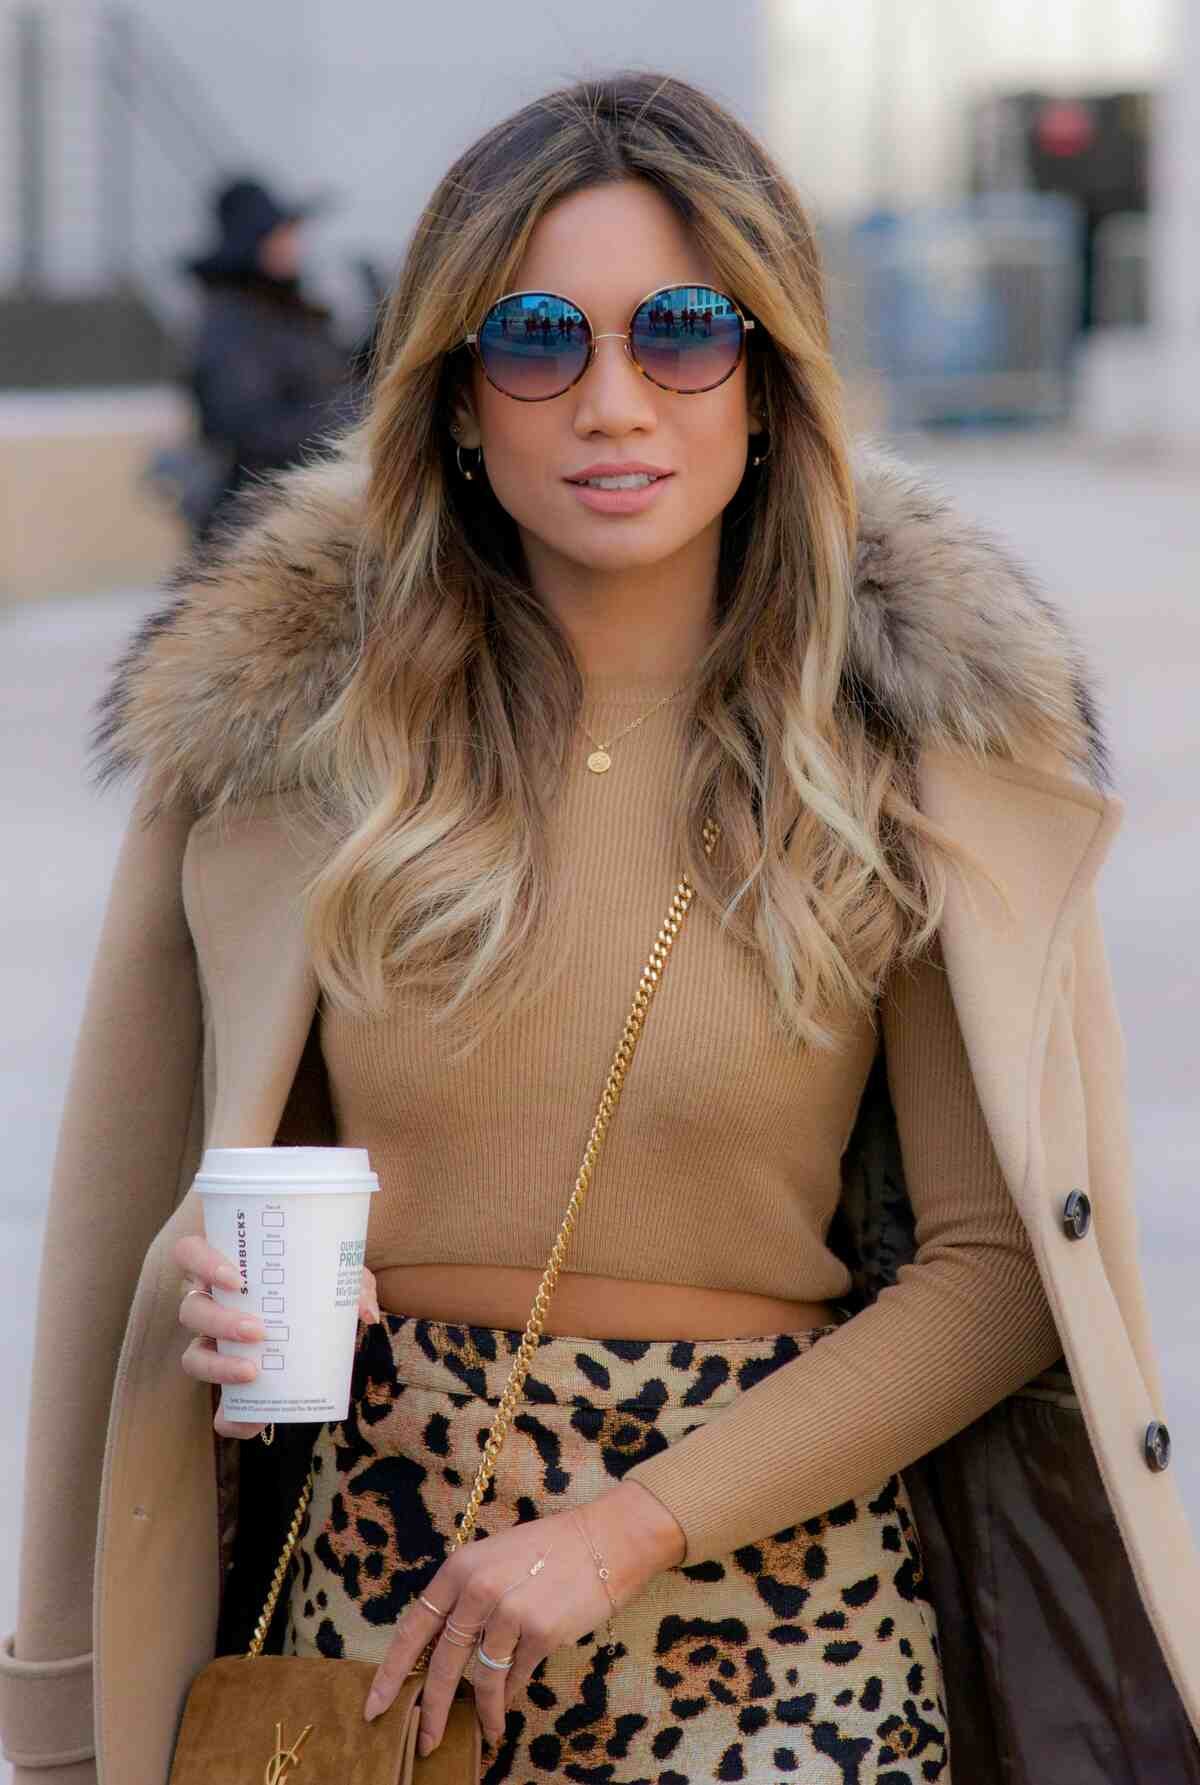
[1,0,770,330]
[0,389,190,601]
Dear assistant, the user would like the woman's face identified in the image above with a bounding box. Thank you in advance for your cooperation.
[453,179,761,589]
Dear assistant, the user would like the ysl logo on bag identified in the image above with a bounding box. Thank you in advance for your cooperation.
[263,1720,313,1784]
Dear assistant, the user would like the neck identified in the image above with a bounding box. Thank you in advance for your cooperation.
[521,519,719,680]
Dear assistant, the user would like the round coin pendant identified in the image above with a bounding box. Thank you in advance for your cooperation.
[586,749,612,774]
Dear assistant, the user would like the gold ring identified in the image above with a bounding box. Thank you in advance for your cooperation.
[419,1594,448,1618]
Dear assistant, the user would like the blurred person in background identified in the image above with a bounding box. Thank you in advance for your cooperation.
[179,176,367,542]
[2,71,1199,1785]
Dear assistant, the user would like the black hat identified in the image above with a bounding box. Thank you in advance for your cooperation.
[186,177,333,279]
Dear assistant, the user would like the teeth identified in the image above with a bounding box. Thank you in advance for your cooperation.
[581,473,658,490]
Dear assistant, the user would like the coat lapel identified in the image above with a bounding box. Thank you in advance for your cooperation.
[916,745,1123,1210]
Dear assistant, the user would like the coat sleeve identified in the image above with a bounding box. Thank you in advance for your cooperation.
[0,787,202,1783]
[622,928,1066,1564]
[191,305,356,464]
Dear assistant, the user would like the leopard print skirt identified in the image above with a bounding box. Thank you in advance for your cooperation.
[282,1311,951,1783]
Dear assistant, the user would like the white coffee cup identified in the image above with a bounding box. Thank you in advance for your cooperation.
[195,1146,379,1424]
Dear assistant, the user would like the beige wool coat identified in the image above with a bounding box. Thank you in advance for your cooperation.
[2,441,1198,1784]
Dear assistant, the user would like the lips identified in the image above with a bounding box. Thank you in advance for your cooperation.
[567,474,672,515]
[565,462,673,483]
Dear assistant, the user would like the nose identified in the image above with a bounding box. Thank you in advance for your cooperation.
[571,333,657,437]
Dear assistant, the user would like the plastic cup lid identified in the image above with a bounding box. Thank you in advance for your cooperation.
[194,1146,379,1192]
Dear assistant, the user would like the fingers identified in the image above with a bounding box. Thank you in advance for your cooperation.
[175,1234,268,1439]
[175,1236,378,1445]
[213,1405,270,1441]
[358,1265,381,1325]
[470,1617,522,1753]
[181,1331,268,1439]
[363,1596,442,1722]
[174,1232,242,1294]
[179,1286,266,1350]
[363,1571,518,1756]
[417,1628,489,1755]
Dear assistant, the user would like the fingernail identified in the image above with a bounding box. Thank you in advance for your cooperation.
[363,1689,383,1722]
[418,1734,435,1756]
[215,1266,239,1290]
[368,1302,382,1324]
[237,1319,264,1340]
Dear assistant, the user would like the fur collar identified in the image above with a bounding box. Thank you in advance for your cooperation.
[92,438,1111,812]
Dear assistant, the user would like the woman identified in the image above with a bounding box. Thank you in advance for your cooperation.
[2,72,1198,1785]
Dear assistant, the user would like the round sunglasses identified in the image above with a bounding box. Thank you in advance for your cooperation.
[463,283,756,401]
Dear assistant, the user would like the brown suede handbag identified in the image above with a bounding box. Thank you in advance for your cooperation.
[167,822,719,1785]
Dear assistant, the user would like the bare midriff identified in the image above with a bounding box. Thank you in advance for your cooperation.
[374,1262,837,1341]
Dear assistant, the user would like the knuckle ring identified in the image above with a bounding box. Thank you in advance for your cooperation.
[476,1643,516,1671]
[181,1285,215,1308]
[419,1595,448,1618]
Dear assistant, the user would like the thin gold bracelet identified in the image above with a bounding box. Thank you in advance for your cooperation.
[572,1509,619,1656]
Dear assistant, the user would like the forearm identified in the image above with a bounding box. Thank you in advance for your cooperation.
[618,1246,1061,1566]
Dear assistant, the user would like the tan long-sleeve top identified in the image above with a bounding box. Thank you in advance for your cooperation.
[320,672,1063,1564]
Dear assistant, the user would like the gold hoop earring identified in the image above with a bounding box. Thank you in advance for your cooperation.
[750,433,771,467]
[456,443,483,481]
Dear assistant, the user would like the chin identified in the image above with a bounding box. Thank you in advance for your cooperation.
[535,508,709,568]
[561,534,687,572]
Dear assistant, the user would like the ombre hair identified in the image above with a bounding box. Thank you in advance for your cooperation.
[298,71,987,1053]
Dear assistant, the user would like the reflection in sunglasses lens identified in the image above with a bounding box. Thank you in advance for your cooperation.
[477,292,590,399]
[631,286,744,391]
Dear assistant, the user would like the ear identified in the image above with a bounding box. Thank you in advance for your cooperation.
[450,394,482,450]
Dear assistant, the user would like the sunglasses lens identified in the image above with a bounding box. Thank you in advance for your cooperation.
[630,286,745,391]
[476,293,590,399]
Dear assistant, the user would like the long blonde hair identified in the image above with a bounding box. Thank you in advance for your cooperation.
[300,71,983,1053]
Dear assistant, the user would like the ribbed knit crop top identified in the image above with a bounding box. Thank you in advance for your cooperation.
[319,673,1063,1564]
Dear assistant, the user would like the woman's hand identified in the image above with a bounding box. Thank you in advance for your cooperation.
[362,1479,686,1754]
[174,1232,381,1439]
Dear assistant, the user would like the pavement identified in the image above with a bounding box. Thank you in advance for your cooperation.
[1,426,1197,1766]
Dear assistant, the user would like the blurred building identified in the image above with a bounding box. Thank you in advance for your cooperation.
[0,0,771,383]
[0,0,772,598]
[1,0,1196,601]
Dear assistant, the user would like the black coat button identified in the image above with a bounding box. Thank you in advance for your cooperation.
[1063,1190,1092,1240]
[1145,1422,1172,1472]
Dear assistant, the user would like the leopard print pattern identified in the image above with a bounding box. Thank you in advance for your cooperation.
[283,1313,950,1782]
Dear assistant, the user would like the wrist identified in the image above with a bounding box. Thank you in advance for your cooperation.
[591,1478,687,1575]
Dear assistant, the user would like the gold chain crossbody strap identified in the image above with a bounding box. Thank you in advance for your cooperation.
[247,817,720,1664]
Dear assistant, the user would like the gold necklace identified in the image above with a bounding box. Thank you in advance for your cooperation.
[579,683,691,774]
